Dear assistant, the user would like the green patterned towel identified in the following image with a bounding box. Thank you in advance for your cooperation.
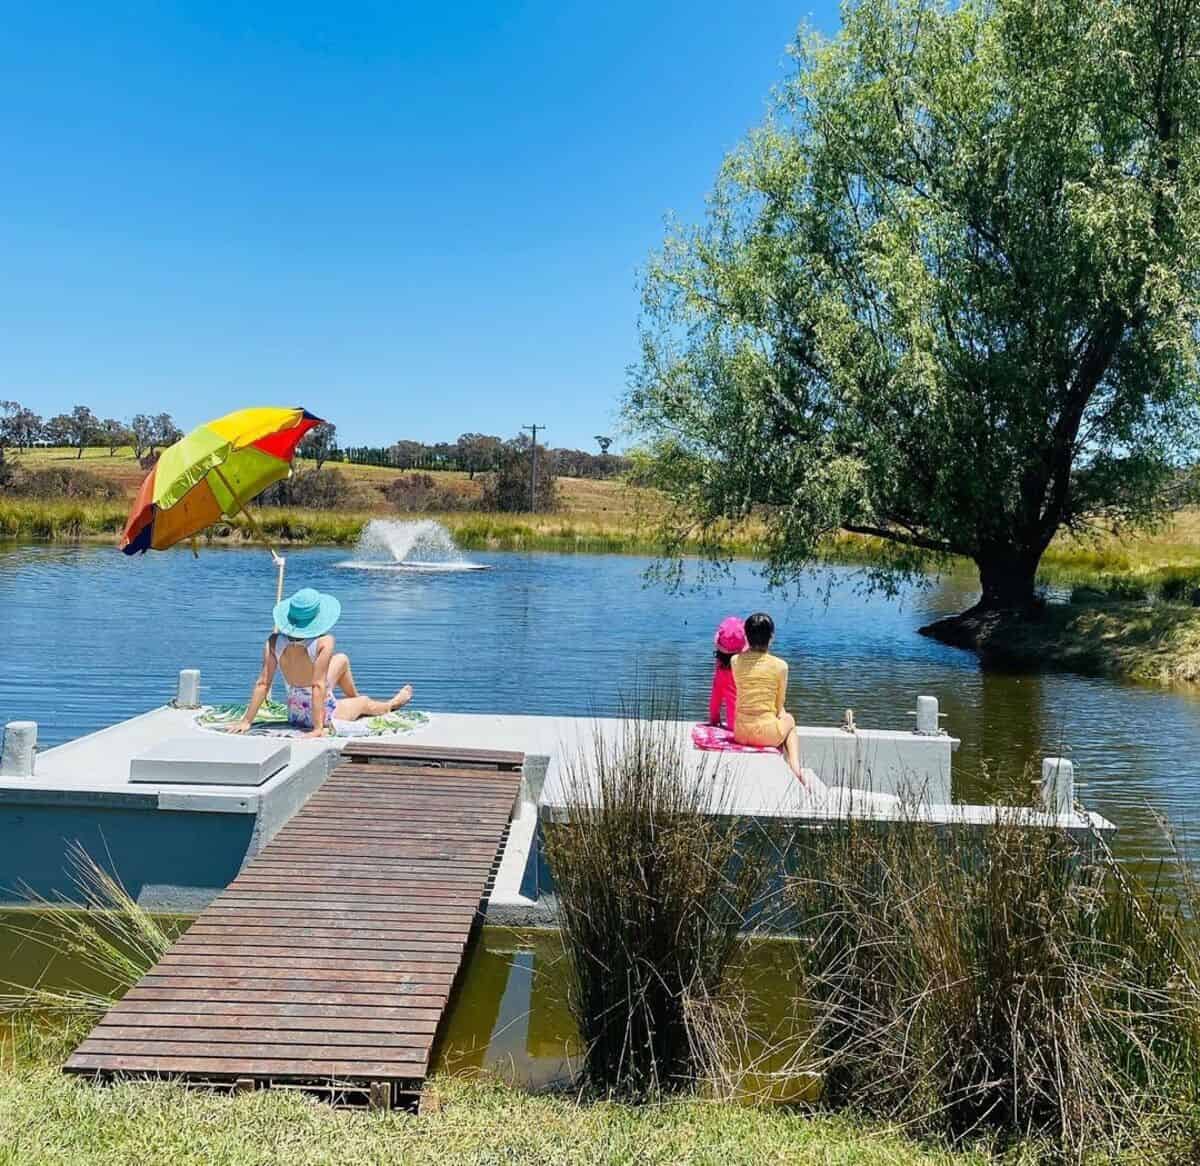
[196,701,429,738]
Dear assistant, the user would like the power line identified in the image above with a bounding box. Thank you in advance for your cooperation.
[522,423,544,512]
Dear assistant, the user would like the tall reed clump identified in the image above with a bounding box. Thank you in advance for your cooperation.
[0,844,175,1016]
[787,814,1200,1158]
[542,703,780,1100]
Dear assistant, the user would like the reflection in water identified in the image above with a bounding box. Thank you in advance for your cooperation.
[431,929,810,1092]
[434,931,577,1087]
[952,669,1049,806]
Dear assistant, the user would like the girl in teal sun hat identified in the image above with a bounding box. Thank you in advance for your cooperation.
[231,587,414,737]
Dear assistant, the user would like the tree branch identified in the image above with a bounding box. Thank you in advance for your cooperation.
[841,523,958,556]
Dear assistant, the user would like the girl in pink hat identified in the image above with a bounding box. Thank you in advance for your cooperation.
[708,615,747,730]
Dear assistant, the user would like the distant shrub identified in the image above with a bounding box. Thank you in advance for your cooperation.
[1070,575,1148,603]
[258,468,374,510]
[383,473,474,513]
[480,442,559,513]
[2,465,124,501]
[1158,568,1200,604]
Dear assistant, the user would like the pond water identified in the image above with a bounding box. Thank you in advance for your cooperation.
[0,911,805,1093]
[2,537,1198,865]
[4,536,1200,1083]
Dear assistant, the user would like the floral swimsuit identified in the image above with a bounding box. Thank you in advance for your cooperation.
[273,635,337,730]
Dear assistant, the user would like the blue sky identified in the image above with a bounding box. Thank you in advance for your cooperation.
[1,2,839,450]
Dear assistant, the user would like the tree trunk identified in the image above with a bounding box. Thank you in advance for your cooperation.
[975,553,1040,613]
[919,548,1042,650]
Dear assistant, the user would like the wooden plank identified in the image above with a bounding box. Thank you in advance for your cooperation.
[319,771,522,789]
[341,742,524,768]
[171,941,464,961]
[104,1000,444,1028]
[65,1053,425,1080]
[235,862,490,880]
[65,744,522,1095]
[119,987,447,1009]
[269,826,510,843]
[153,956,460,978]
[228,875,482,893]
[216,887,482,906]
[94,1019,433,1041]
[217,887,482,905]
[317,767,521,785]
[195,902,472,921]
[75,1038,429,1063]
[134,978,451,1000]
[192,913,471,935]
[177,926,466,948]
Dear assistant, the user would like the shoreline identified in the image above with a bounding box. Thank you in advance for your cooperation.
[0,499,749,557]
[6,497,1200,691]
[921,600,1200,689]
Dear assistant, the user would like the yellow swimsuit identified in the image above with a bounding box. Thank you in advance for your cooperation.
[732,651,790,746]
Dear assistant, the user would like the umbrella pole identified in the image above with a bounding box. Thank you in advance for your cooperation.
[212,465,288,608]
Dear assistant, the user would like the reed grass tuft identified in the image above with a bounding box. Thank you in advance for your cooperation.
[785,812,1200,1158]
[0,844,174,1016]
[542,700,780,1100]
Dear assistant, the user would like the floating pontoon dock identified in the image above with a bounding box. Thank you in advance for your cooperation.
[0,681,1114,1105]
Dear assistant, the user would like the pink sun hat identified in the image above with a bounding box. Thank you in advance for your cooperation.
[714,615,748,654]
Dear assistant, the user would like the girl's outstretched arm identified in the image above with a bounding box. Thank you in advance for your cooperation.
[232,639,277,733]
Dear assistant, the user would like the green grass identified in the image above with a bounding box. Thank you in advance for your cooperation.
[0,498,766,556]
[0,1065,993,1166]
[0,1021,984,1166]
[949,601,1200,687]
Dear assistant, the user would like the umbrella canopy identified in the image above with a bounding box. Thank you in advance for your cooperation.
[121,406,323,555]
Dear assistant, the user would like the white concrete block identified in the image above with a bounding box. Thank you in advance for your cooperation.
[915,695,940,735]
[129,737,291,787]
[1,722,37,777]
[1041,757,1075,816]
[176,669,201,708]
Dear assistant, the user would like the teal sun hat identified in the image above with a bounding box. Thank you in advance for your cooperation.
[273,587,341,639]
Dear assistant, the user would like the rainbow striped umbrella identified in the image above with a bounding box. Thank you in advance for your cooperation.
[121,406,323,556]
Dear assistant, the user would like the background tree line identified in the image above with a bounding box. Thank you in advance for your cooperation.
[332,432,628,480]
[0,402,628,484]
[263,428,562,514]
[0,401,182,463]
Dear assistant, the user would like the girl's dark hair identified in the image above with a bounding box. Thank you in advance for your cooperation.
[744,612,774,650]
[714,649,735,669]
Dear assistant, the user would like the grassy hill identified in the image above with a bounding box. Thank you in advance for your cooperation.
[12,446,654,523]
[1,446,671,554]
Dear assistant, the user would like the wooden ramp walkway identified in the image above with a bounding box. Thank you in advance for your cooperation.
[65,741,524,1107]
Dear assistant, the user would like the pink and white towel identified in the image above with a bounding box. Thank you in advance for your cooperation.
[690,722,781,755]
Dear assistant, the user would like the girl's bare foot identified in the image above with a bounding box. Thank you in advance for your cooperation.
[389,685,413,711]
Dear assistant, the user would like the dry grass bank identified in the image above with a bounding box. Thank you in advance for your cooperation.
[12,447,658,525]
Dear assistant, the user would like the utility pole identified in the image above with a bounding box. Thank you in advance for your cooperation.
[522,424,544,512]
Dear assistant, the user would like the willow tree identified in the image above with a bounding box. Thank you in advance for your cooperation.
[628,0,1200,623]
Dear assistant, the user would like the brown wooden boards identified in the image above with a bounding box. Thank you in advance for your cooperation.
[340,742,524,770]
[64,744,523,1106]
